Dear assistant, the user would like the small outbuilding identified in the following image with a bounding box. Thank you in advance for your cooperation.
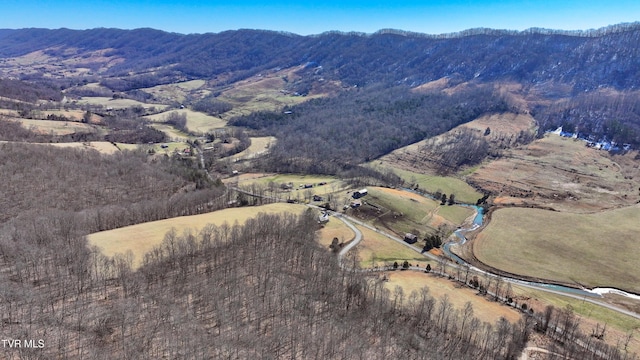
[352,189,368,199]
[403,233,418,244]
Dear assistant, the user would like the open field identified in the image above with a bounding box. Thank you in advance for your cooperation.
[234,173,349,200]
[353,225,431,269]
[469,134,640,212]
[88,203,307,268]
[357,187,475,236]
[367,161,483,204]
[317,217,355,248]
[14,119,100,135]
[149,123,190,141]
[474,205,640,294]
[384,271,522,324]
[217,67,323,118]
[142,80,207,103]
[75,96,168,111]
[0,140,121,154]
[228,136,276,160]
[144,109,226,133]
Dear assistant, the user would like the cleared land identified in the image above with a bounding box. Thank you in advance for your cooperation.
[353,225,431,269]
[141,80,207,103]
[216,66,331,118]
[75,96,168,111]
[144,109,226,133]
[13,119,99,136]
[355,187,475,237]
[469,134,640,212]
[474,205,640,294]
[234,173,348,200]
[367,161,483,204]
[317,217,355,248]
[0,140,121,154]
[149,123,190,141]
[88,203,307,268]
[384,271,522,324]
[228,136,276,160]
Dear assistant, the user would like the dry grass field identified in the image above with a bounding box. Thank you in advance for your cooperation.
[0,140,121,154]
[228,136,276,160]
[216,66,328,118]
[14,119,99,135]
[474,205,640,293]
[88,203,307,268]
[316,217,355,248]
[142,80,207,103]
[469,134,640,212]
[75,96,168,111]
[359,187,475,236]
[384,271,523,324]
[144,109,226,133]
[149,123,190,141]
[374,111,536,198]
[235,173,348,200]
[353,225,430,269]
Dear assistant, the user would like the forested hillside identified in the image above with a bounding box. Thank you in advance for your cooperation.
[2,24,639,147]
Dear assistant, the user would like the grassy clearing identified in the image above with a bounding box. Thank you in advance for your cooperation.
[229,136,276,160]
[362,187,474,236]
[317,217,355,248]
[50,141,120,154]
[149,123,190,141]
[475,205,640,293]
[237,173,348,198]
[217,70,314,117]
[15,119,99,135]
[88,203,308,268]
[0,141,121,155]
[75,97,168,111]
[144,109,226,133]
[142,80,207,103]
[367,161,483,204]
[354,225,430,269]
[384,271,522,324]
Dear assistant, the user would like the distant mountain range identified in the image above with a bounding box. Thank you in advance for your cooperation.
[1,24,640,155]
[0,23,639,92]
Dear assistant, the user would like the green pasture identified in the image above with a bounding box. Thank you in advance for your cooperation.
[367,161,483,204]
[475,205,640,294]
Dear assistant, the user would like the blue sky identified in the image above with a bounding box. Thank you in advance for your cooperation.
[3,0,639,35]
